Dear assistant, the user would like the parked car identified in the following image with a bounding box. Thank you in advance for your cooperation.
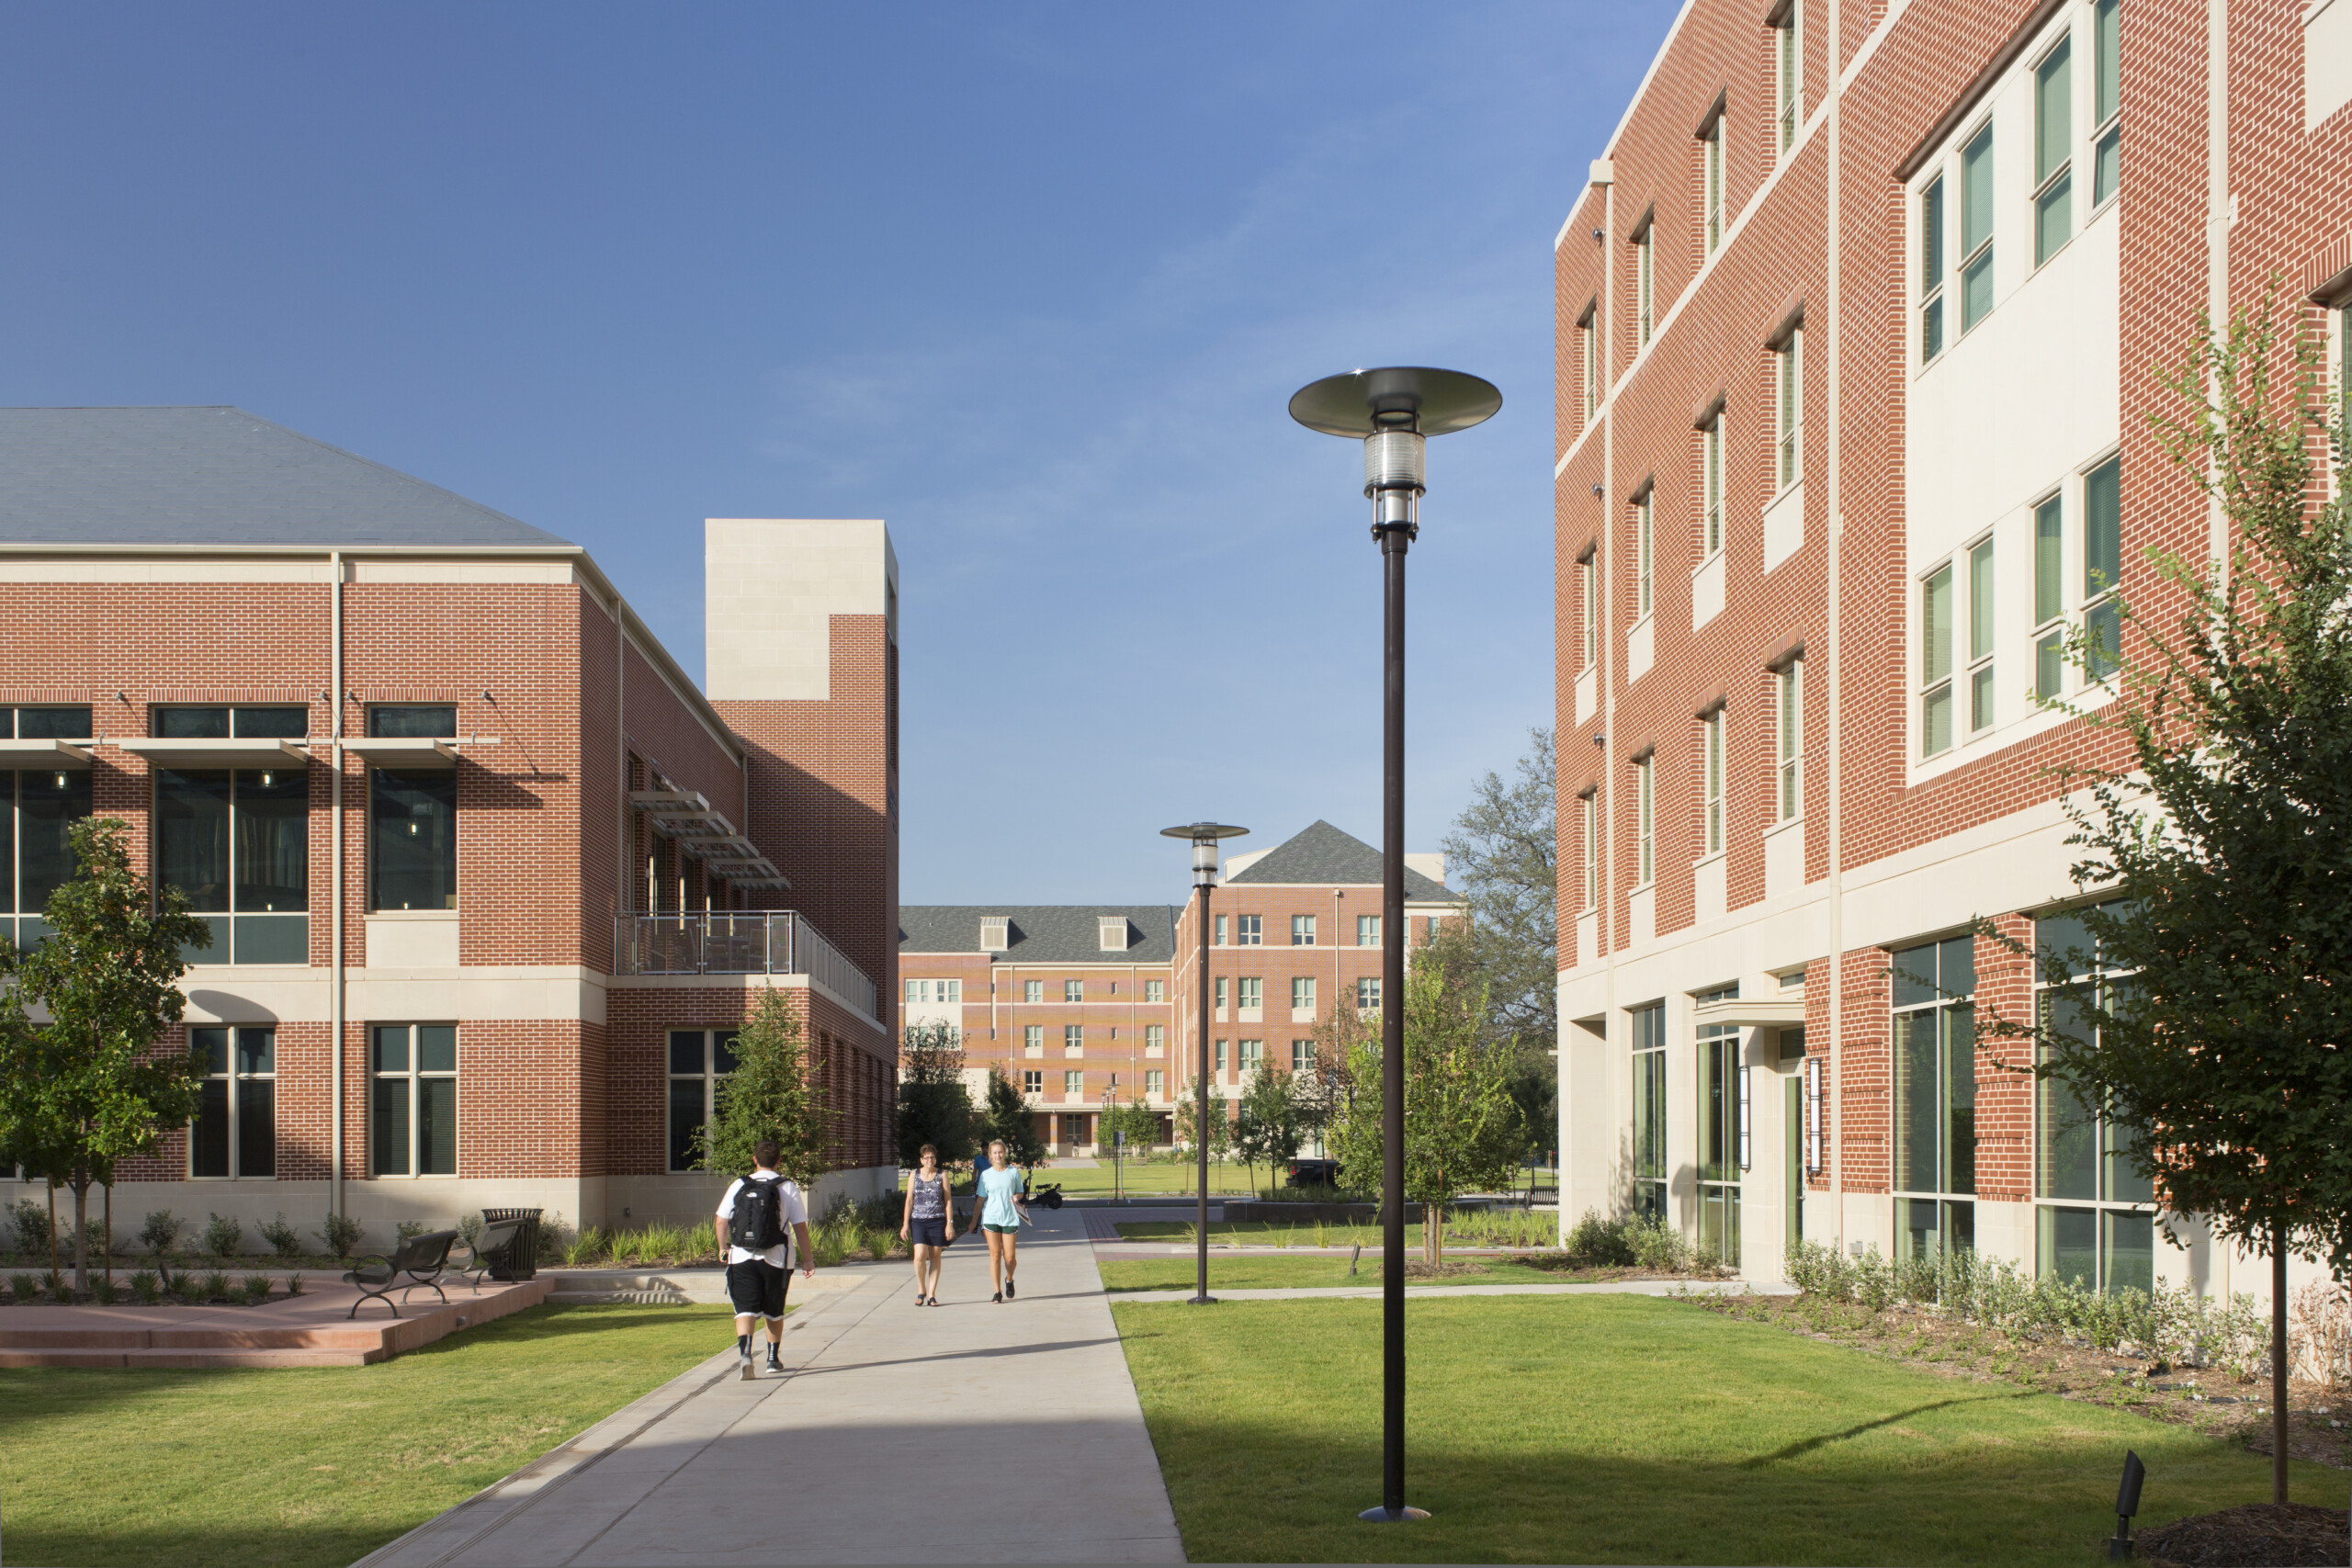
[1286,1157,1342,1189]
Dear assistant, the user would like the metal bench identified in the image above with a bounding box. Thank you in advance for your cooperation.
[449,1219,527,1294]
[344,1229,458,1319]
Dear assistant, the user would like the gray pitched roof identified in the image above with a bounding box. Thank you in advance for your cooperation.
[0,407,572,548]
[899,905,1182,965]
[1226,819,1457,900]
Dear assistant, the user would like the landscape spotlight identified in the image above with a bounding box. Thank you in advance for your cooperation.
[2107,1450,2145,1560]
[1289,366,1499,1525]
[1159,820,1248,1306]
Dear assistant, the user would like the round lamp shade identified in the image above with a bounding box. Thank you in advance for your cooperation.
[1288,367,1502,438]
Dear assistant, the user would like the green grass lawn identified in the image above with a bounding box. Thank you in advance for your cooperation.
[1113,1293,2341,1564]
[1098,1255,1591,1292]
[1114,1218,1562,1247]
[0,1302,738,1568]
[1032,1160,1268,1196]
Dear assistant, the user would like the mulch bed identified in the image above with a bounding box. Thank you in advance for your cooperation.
[2140,1503,2352,1566]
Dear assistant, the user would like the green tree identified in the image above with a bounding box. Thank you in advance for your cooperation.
[1172,1079,1230,1177]
[694,988,827,1187]
[978,1066,1045,1168]
[0,818,211,1291]
[1099,1096,1160,1155]
[895,1021,977,1169]
[1233,1065,1301,1197]
[1434,727,1558,1154]
[1974,296,2352,1505]
[1329,957,1526,1264]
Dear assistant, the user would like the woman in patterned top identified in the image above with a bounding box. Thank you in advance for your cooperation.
[899,1143,954,1306]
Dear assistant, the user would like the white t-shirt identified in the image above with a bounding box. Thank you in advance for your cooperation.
[717,1171,808,1269]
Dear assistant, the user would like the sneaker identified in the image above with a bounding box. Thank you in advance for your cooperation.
[1004,1277,1015,1300]
[764,1348,783,1373]
[991,1291,1003,1303]
[738,1346,755,1381]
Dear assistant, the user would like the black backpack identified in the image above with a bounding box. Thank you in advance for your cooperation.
[734,1176,786,1251]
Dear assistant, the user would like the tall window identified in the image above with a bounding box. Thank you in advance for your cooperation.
[1702,712,1725,856]
[1773,4,1800,153]
[1064,1024,1083,1055]
[1634,491,1655,619]
[1696,983,1743,1267]
[1356,976,1381,1011]
[1702,419,1724,555]
[1238,914,1262,945]
[2092,0,2120,206]
[1920,176,1947,362]
[155,767,309,964]
[1776,663,1803,820]
[667,1029,738,1172]
[2034,36,2075,266]
[1215,976,1228,1011]
[1216,1039,1228,1072]
[190,1026,274,1179]
[1065,1069,1084,1099]
[1891,937,1976,1263]
[375,1023,458,1178]
[370,770,456,910]
[1775,332,1802,490]
[1969,536,1996,732]
[1021,979,1041,1003]
[1634,755,1656,885]
[2035,904,2153,1292]
[2034,491,2066,698]
[1578,551,1599,667]
[1580,790,1600,907]
[3,750,93,952]
[1631,1002,1668,1222]
[1145,1023,1165,1053]
[1960,124,1996,331]
[1145,978,1164,1003]
[1921,563,1955,757]
[1146,1068,1165,1100]
[1634,225,1655,346]
[1291,914,1316,945]
[2083,455,2123,679]
[1215,915,1227,946]
[1357,914,1379,946]
[1702,120,1724,254]
[1023,1023,1044,1055]
[1578,302,1599,423]
[1237,977,1262,1010]
[1291,976,1316,1012]
[1064,978,1083,1002]
[1292,1039,1314,1073]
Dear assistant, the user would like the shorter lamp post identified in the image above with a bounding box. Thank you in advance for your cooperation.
[1101,1087,1122,1203]
[1161,819,1248,1305]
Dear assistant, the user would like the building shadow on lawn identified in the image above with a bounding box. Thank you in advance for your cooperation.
[395,1301,737,1355]
[1,1521,412,1568]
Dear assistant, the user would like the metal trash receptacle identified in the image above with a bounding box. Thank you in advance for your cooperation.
[481,1207,544,1280]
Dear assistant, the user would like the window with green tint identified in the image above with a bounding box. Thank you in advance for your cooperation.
[1777,333,1802,489]
[1961,126,1995,329]
[1920,178,1946,361]
[2035,39,2074,265]
[1922,565,1954,755]
[2092,0,2120,205]
[1969,538,1996,731]
[1892,937,1977,1261]
[1775,7,1799,152]
[1696,982,1742,1269]
[372,1023,457,1177]
[2035,900,2151,1288]
[2034,494,2065,623]
[368,705,458,738]
[1630,1003,1668,1224]
[2084,456,2123,679]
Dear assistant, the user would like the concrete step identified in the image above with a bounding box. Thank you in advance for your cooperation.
[0,1277,548,1367]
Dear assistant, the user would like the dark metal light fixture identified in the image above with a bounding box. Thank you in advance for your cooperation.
[2107,1450,2145,1560]
[1160,820,1248,1306]
[1289,366,1499,1526]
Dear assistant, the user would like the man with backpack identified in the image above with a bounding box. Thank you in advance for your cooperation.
[714,1138,815,1379]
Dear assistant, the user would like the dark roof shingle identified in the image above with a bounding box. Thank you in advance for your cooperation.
[899,905,1182,964]
[1226,819,1455,900]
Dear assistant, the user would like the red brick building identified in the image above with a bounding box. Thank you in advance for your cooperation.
[1553,0,2349,1298]
[897,820,1457,1155]
[0,407,899,1239]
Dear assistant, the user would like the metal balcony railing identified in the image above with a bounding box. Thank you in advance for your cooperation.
[615,910,878,1021]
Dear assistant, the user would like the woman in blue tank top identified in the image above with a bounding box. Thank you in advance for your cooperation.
[976,1138,1029,1303]
[899,1143,953,1306]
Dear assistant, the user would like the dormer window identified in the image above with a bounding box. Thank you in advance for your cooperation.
[1098,916,1129,952]
[979,917,1009,952]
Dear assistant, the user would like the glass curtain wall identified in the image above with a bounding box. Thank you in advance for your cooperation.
[1891,935,1977,1265]
[1696,984,1742,1268]
[2035,905,2154,1292]
[1630,1003,1667,1223]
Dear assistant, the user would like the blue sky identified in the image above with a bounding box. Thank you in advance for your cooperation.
[2,3,1678,902]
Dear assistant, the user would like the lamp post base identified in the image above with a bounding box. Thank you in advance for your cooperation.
[1357,1506,1430,1523]
[1186,1294,1218,1305]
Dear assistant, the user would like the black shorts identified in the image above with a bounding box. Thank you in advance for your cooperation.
[727,1258,790,1320]
[910,1217,947,1248]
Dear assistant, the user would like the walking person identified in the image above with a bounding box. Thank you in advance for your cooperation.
[899,1143,954,1305]
[976,1137,1030,1303]
[715,1138,815,1379]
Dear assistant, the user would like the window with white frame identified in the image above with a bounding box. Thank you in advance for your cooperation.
[2092,0,2120,206]
[1702,118,1724,254]
[1023,1069,1042,1096]
[1634,221,1655,346]
[1634,754,1656,885]
[1357,914,1379,946]
[1960,123,1995,332]
[1292,976,1316,1012]
[1064,1024,1083,1055]
[1772,2,1801,154]
[1920,175,1947,362]
[378,1023,458,1178]
[1216,1039,1227,1072]
[2034,34,2075,266]
[1146,1023,1165,1053]
[1216,976,1228,1011]
[1580,789,1600,907]
[1969,536,1996,732]
[2082,455,2123,679]
[2035,902,2154,1292]
[1145,978,1164,1002]
[1023,979,1043,1003]
[1292,1039,1314,1073]
[1238,914,1261,945]
[1578,301,1599,423]
[1237,976,1261,1010]
[1023,1024,1044,1055]
[1702,710,1726,856]
[1634,489,1655,618]
[1146,1068,1165,1100]
[1064,978,1083,1002]
[2034,491,2067,698]
[1064,1069,1083,1100]
[1921,562,1955,756]
[1578,549,1599,667]
[903,978,962,1005]
[1239,1039,1264,1070]
[1356,976,1381,1010]
[1214,914,1227,946]
[1775,331,1802,491]
[1291,913,1316,945]
[191,1026,275,1179]
[1776,662,1803,819]
[1702,417,1724,554]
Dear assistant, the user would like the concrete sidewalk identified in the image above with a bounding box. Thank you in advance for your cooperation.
[357,1205,1184,1566]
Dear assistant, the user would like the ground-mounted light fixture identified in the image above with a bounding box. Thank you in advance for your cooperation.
[1289,367,1499,1525]
[2108,1450,2145,1559]
[1159,820,1248,1306]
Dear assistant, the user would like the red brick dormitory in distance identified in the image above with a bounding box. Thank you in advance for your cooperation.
[0,406,899,1234]
[1554,0,2350,1306]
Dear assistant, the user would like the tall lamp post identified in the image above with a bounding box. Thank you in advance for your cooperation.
[1289,367,1499,1524]
[1160,820,1248,1306]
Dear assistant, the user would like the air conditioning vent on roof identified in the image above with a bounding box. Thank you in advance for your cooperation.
[980,918,1009,952]
[1099,917,1129,952]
